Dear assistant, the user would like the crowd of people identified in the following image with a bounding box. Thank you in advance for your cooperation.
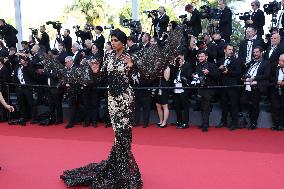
[0,0,284,132]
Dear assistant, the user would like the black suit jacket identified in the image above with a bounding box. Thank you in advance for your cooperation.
[217,56,241,86]
[270,65,284,85]
[154,14,170,37]
[12,63,35,85]
[249,9,265,37]
[0,65,10,83]
[264,45,284,66]
[183,9,202,37]
[73,52,82,67]
[169,62,193,87]
[37,32,50,53]
[63,35,72,56]
[244,59,271,93]
[58,50,68,65]
[195,62,220,86]
[219,6,232,37]
[0,47,8,57]
[0,24,18,48]
[127,44,140,54]
[238,38,264,64]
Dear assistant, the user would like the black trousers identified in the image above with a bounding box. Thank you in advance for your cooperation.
[271,87,284,125]
[134,90,152,126]
[82,86,99,123]
[220,88,239,126]
[198,89,214,128]
[173,92,190,124]
[48,88,63,122]
[240,88,261,124]
[67,87,83,125]
[15,86,37,120]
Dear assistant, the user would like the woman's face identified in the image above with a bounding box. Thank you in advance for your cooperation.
[92,45,98,54]
[111,36,124,51]
[105,43,111,51]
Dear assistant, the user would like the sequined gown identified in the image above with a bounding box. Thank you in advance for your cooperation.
[60,51,143,189]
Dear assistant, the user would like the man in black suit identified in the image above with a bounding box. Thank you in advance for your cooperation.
[240,46,271,130]
[238,26,264,68]
[151,6,170,38]
[211,32,226,63]
[216,44,241,130]
[57,42,68,65]
[193,50,219,132]
[0,40,8,57]
[71,42,82,66]
[11,56,37,126]
[57,29,72,56]
[170,52,193,129]
[0,19,18,48]
[139,33,151,50]
[75,24,93,46]
[246,0,265,39]
[270,54,284,131]
[93,26,105,58]
[0,57,10,122]
[183,4,202,38]
[264,33,284,66]
[214,0,232,43]
[35,25,50,53]
[127,36,140,54]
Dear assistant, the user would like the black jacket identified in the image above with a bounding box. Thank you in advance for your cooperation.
[244,59,271,93]
[195,61,219,86]
[264,44,284,66]
[183,9,202,37]
[0,24,18,48]
[12,63,35,85]
[154,14,170,37]
[238,38,264,64]
[169,62,193,88]
[37,32,50,53]
[94,35,105,53]
[127,44,140,54]
[217,56,241,86]
[270,65,284,85]
[0,65,10,83]
[249,9,265,36]
[218,6,232,37]
[63,35,72,56]
[0,47,9,57]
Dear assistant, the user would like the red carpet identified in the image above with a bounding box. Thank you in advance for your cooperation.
[1,123,284,189]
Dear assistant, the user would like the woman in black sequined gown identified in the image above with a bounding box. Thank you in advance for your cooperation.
[60,29,143,189]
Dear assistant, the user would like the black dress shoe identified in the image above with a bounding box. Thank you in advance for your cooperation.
[143,124,148,128]
[83,121,90,127]
[65,124,74,129]
[18,118,26,126]
[229,126,237,131]
[30,119,39,124]
[177,123,189,129]
[278,125,284,131]
[91,121,98,128]
[40,117,56,126]
[105,123,112,128]
[55,120,63,125]
[173,122,182,127]
[216,122,227,128]
[271,125,279,130]
[248,123,257,130]
[202,127,208,132]
[156,123,162,127]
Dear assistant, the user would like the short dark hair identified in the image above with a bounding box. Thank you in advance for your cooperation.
[197,50,208,56]
[21,41,28,46]
[143,33,151,41]
[253,46,263,52]
[65,29,70,34]
[170,21,178,30]
[95,26,103,32]
[127,36,135,42]
[185,4,193,11]
[224,43,234,50]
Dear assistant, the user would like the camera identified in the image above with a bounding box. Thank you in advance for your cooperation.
[73,25,80,31]
[263,0,281,15]
[191,73,206,86]
[29,28,38,36]
[143,10,159,18]
[200,5,222,20]
[46,21,62,34]
[218,65,227,72]
[104,24,114,30]
[238,12,251,21]
[85,24,94,31]
[179,14,187,19]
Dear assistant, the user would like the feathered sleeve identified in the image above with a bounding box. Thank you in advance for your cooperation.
[131,25,185,80]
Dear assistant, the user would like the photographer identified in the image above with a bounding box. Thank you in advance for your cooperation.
[71,42,82,66]
[28,35,36,50]
[216,44,241,130]
[270,54,284,131]
[75,24,93,46]
[246,0,265,39]
[151,6,170,38]
[183,4,202,38]
[35,25,50,53]
[0,19,18,48]
[139,33,151,50]
[214,0,232,43]
[127,36,140,54]
[238,26,264,68]
[264,33,284,66]
[169,52,193,129]
[210,31,226,63]
[57,29,72,56]
[193,50,219,132]
[10,55,37,126]
[240,47,271,130]
[93,26,105,58]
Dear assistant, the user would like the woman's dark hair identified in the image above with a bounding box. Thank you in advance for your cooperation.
[170,21,178,30]
[110,29,127,45]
